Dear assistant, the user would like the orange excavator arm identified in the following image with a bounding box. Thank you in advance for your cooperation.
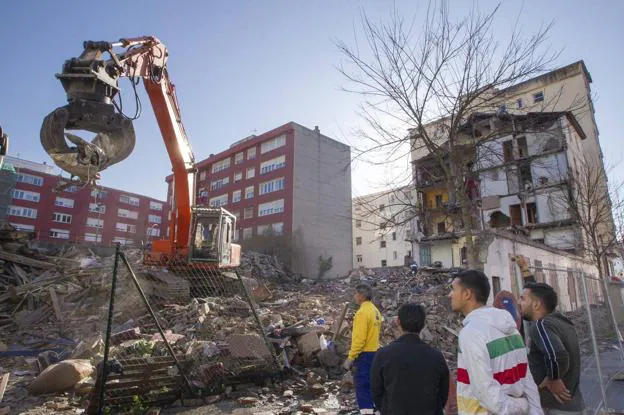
[40,37,195,254]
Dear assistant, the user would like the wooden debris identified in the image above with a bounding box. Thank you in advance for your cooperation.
[0,250,57,270]
[0,373,9,403]
[48,287,63,323]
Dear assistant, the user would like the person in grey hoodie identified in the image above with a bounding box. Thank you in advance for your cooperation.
[519,282,585,414]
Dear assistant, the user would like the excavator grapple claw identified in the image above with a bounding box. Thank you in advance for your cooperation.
[40,100,135,182]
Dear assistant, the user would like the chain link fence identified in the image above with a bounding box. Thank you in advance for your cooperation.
[520,265,624,414]
[89,245,280,414]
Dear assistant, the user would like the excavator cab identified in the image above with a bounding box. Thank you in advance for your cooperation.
[189,207,240,267]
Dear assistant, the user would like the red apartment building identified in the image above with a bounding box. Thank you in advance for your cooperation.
[165,122,353,278]
[5,156,169,246]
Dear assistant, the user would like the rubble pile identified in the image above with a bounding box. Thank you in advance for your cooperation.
[0,240,462,414]
[564,303,619,354]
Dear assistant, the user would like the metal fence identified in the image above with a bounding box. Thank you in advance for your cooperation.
[520,265,624,414]
[89,245,280,414]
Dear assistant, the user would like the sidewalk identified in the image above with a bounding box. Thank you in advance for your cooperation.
[580,347,624,412]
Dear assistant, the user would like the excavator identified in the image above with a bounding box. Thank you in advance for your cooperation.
[40,36,240,268]
[0,126,8,169]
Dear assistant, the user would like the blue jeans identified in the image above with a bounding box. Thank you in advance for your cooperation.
[354,352,376,413]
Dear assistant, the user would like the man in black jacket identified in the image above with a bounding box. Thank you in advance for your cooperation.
[370,303,449,415]
[519,282,585,414]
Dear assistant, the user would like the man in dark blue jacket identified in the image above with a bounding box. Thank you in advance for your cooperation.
[370,303,449,415]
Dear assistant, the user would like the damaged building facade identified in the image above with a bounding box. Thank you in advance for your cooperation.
[352,187,415,268]
[476,111,586,251]
[407,61,614,297]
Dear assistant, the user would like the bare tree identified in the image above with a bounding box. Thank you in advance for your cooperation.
[549,157,624,278]
[336,1,570,266]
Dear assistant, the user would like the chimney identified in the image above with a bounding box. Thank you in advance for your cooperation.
[314,126,320,134]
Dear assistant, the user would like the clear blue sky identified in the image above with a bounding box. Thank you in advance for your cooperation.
[1,0,623,200]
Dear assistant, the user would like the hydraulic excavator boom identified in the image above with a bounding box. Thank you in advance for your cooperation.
[41,37,240,267]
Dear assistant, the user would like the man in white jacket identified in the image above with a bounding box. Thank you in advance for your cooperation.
[449,269,542,415]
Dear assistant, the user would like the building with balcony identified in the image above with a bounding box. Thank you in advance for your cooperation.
[352,187,415,268]
[166,122,352,278]
[5,156,169,246]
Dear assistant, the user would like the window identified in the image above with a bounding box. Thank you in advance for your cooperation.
[86,217,104,228]
[235,152,244,165]
[243,227,253,240]
[380,222,387,231]
[199,171,207,181]
[516,98,523,109]
[245,186,254,199]
[64,185,80,193]
[232,190,242,203]
[89,203,105,213]
[510,204,522,226]
[520,163,533,185]
[355,220,362,228]
[379,204,385,212]
[260,155,286,174]
[259,177,285,195]
[247,147,256,160]
[244,207,254,219]
[53,212,72,224]
[7,205,37,218]
[234,172,243,182]
[517,136,528,158]
[233,211,241,220]
[233,228,240,242]
[209,194,228,207]
[435,195,443,208]
[10,223,35,231]
[503,140,514,162]
[146,227,160,237]
[118,209,138,219]
[211,177,230,191]
[356,255,363,263]
[380,240,387,248]
[212,158,231,173]
[55,197,74,208]
[84,233,102,243]
[272,222,284,235]
[437,222,445,234]
[150,201,163,211]
[492,276,501,297]
[534,260,544,283]
[112,237,133,246]
[356,237,362,246]
[12,189,40,202]
[533,91,544,103]
[49,229,70,239]
[260,134,286,154]
[246,167,255,180]
[393,251,398,260]
[392,232,397,241]
[526,202,538,224]
[116,222,137,233]
[91,189,107,199]
[16,173,43,186]
[257,224,270,235]
[381,260,387,267]
[258,199,284,217]
[120,195,140,206]
[460,247,468,264]
[148,215,162,224]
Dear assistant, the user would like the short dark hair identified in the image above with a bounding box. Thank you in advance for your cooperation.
[524,282,558,312]
[398,303,426,334]
[355,284,373,301]
[455,269,491,304]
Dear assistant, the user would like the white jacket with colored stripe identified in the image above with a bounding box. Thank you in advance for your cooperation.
[457,307,543,415]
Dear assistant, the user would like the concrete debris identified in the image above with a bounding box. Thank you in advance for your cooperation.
[27,359,94,395]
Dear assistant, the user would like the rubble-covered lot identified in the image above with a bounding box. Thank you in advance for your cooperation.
[0,242,618,414]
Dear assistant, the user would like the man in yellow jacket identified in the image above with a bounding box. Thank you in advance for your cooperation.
[343,284,382,414]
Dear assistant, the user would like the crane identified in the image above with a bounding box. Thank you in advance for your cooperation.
[40,37,240,267]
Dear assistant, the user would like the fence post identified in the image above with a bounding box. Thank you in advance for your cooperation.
[579,269,609,413]
[600,275,624,363]
[97,243,121,415]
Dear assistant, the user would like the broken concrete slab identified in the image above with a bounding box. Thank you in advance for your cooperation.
[296,332,321,357]
[27,359,93,395]
[227,334,272,359]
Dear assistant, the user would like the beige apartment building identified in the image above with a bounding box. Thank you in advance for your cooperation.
[410,61,615,274]
[353,187,415,268]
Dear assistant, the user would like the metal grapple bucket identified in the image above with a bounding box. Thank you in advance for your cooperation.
[40,100,136,182]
